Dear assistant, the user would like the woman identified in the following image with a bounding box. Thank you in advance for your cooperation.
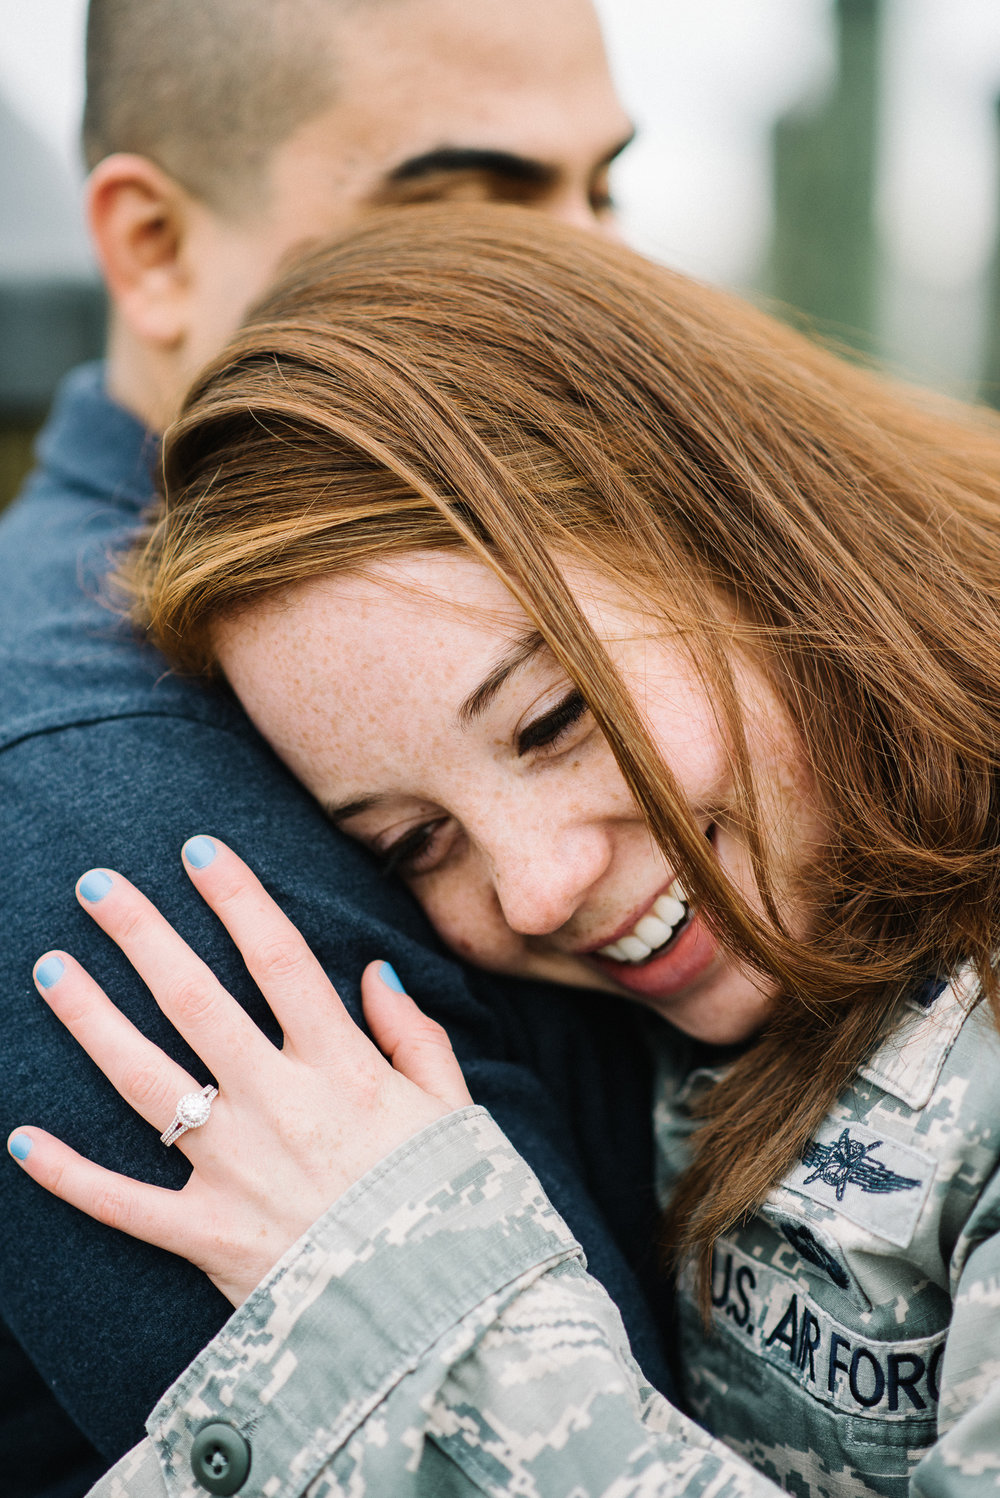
[10,206,1000,1497]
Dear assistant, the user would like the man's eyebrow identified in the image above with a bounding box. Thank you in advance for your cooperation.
[387,147,555,187]
[387,129,637,190]
[458,629,547,728]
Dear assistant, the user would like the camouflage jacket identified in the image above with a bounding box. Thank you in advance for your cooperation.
[91,971,1000,1497]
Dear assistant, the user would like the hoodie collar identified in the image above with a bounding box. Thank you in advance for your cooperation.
[35,361,158,514]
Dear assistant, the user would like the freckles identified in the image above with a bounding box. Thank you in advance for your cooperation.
[422,875,522,970]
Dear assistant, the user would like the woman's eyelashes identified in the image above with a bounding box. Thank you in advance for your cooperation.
[378,818,452,878]
[516,688,590,757]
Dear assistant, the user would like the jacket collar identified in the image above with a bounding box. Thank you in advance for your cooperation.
[858,967,977,1110]
[35,361,158,513]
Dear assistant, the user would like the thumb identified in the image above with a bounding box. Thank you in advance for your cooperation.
[361,961,472,1109]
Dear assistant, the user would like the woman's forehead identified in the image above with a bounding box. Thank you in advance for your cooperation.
[215,550,675,707]
[211,555,569,807]
[213,556,540,723]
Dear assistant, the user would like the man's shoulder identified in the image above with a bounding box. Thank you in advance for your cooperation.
[0,361,421,960]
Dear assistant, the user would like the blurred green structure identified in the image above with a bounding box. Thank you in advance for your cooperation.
[0,91,106,511]
[767,0,1000,412]
[0,281,106,508]
[766,0,882,357]
[0,423,37,513]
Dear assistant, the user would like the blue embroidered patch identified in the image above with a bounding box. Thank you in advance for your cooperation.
[801,1128,921,1203]
[689,1239,947,1420]
[780,1117,935,1246]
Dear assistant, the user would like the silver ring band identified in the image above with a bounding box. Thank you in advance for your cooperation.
[160,1084,218,1147]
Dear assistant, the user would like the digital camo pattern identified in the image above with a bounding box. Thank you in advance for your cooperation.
[92,974,1000,1498]
[656,968,1000,1495]
[89,1108,772,1498]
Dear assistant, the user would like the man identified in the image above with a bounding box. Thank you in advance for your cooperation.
[0,3,670,1494]
[82,0,633,430]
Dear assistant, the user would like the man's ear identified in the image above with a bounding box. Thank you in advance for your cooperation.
[86,154,197,349]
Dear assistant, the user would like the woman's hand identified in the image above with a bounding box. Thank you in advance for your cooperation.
[6,836,472,1306]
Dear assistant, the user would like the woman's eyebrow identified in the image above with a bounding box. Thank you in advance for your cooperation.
[324,792,386,826]
[458,629,546,727]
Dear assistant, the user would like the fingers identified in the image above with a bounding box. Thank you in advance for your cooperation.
[178,836,353,1058]
[361,961,472,1108]
[32,950,204,1140]
[75,863,268,1083]
[6,1127,196,1259]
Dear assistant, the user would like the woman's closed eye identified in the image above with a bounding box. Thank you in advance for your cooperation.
[378,818,454,878]
[516,688,590,757]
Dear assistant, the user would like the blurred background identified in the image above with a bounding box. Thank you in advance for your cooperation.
[2,0,1000,506]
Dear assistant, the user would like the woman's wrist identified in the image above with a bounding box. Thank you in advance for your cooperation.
[140,1107,581,1495]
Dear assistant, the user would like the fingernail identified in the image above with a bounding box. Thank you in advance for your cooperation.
[8,1133,32,1162]
[35,955,65,990]
[78,869,113,903]
[183,836,217,869]
[379,961,406,993]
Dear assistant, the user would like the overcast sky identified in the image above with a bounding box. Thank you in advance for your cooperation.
[2,0,1000,377]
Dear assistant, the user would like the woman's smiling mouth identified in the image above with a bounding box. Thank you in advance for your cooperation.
[595,879,690,964]
[587,905,720,1003]
[582,826,723,1006]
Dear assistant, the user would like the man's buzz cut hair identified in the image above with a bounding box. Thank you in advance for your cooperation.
[82,0,360,213]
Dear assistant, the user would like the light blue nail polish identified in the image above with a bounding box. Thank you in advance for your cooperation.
[8,1134,32,1162]
[78,869,113,903]
[380,961,406,993]
[35,955,65,989]
[183,836,217,869]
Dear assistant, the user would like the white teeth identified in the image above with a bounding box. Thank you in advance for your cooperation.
[634,914,671,948]
[596,881,692,964]
[652,895,686,927]
[617,934,653,962]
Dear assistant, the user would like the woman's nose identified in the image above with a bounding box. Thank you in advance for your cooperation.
[486,818,613,937]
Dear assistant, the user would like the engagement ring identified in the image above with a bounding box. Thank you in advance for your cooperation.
[160,1083,218,1147]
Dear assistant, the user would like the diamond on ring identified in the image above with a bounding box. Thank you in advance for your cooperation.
[161,1083,218,1147]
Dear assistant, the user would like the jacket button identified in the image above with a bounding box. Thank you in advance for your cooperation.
[190,1422,252,1495]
